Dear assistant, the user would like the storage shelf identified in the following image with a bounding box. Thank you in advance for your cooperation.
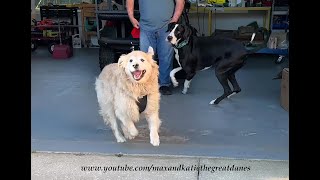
[273,11,288,15]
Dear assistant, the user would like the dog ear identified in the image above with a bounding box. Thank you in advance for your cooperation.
[118,54,128,68]
[145,48,158,69]
[166,22,176,32]
[147,46,154,56]
[182,24,192,40]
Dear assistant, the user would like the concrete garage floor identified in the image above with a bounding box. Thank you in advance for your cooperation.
[31,47,289,161]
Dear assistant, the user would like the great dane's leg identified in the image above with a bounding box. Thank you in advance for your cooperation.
[227,73,241,98]
[182,72,196,94]
[210,61,233,105]
[170,67,182,87]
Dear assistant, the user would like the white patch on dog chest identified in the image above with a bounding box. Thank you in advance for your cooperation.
[173,48,181,67]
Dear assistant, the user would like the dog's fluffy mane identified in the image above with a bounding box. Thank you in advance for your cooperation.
[99,51,159,102]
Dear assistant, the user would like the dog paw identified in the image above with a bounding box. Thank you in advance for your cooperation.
[124,133,135,140]
[172,81,179,87]
[181,89,188,94]
[227,92,237,98]
[116,135,126,143]
[150,133,160,146]
[128,127,139,137]
[121,126,135,140]
[209,99,216,105]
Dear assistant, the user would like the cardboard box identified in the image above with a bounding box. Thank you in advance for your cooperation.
[280,68,289,111]
[267,31,288,49]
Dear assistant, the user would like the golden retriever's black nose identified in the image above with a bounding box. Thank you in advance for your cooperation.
[167,36,173,41]
[133,63,139,69]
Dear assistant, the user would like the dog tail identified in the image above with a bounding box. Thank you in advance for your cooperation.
[95,78,109,124]
[95,77,105,106]
[244,32,270,54]
[95,77,103,94]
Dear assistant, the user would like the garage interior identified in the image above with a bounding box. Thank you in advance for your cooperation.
[32,48,288,158]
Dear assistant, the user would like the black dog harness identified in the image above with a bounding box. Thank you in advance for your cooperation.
[137,95,148,113]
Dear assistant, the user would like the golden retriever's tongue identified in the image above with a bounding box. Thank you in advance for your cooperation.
[133,70,142,79]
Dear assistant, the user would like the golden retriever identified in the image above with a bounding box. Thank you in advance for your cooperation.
[95,47,161,146]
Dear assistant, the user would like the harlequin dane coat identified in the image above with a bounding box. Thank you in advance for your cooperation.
[167,23,248,105]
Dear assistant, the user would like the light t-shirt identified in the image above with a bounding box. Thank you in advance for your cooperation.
[138,0,175,31]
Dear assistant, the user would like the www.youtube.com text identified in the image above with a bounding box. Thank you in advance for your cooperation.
[81,164,251,173]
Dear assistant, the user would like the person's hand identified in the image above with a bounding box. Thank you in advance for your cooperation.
[130,17,140,29]
[170,18,178,23]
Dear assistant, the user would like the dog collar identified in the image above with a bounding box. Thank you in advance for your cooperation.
[174,37,189,49]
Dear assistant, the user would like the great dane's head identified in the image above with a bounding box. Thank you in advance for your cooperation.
[166,22,197,46]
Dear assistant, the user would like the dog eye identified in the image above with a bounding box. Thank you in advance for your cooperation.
[129,59,133,62]
[140,59,145,62]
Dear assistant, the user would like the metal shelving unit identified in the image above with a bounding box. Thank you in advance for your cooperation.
[256,0,289,64]
[94,0,140,69]
[94,0,127,40]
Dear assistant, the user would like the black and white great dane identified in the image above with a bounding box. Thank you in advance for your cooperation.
[166,22,249,105]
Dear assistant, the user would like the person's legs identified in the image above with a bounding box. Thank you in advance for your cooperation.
[156,26,174,95]
[140,29,157,55]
